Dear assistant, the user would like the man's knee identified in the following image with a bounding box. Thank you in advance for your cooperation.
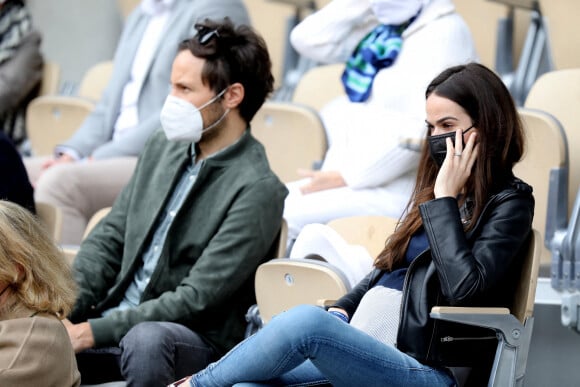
[120,321,169,351]
[35,164,78,201]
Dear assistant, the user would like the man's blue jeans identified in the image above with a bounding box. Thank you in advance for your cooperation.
[191,305,456,387]
[77,321,217,387]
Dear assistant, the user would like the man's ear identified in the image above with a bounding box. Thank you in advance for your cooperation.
[223,83,244,109]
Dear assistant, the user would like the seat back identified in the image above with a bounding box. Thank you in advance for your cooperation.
[525,69,580,220]
[254,258,350,324]
[83,207,112,239]
[77,61,114,102]
[39,61,60,96]
[291,63,345,112]
[243,0,296,89]
[431,228,542,386]
[452,0,510,69]
[35,201,62,242]
[276,218,289,258]
[514,108,568,264]
[251,101,327,182]
[117,0,140,20]
[327,215,399,259]
[512,228,542,323]
[536,0,580,70]
[25,96,94,156]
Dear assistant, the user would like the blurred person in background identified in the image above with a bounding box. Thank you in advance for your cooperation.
[0,0,42,151]
[284,0,479,283]
[0,131,35,213]
[24,0,250,246]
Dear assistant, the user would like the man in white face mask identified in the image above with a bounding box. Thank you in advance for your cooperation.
[63,18,288,387]
[25,0,251,247]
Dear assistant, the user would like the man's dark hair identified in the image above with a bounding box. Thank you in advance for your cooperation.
[178,17,274,124]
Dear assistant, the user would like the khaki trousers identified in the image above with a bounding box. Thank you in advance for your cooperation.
[24,157,138,245]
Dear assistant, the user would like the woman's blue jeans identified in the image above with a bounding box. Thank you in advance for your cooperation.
[191,305,456,387]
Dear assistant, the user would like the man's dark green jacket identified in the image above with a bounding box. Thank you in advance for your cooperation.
[70,128,288,354]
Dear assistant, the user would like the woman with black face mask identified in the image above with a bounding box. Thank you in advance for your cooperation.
[172,62,534,387]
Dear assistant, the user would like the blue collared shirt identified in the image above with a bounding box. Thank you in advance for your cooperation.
[102,134,243,316]
[103,145,202,315]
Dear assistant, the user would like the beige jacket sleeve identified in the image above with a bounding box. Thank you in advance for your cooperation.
[0,316,80,387]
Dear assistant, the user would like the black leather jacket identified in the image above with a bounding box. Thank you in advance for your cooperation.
[334,177,534,367]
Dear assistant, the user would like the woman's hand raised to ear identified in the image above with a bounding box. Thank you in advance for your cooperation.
[434,129,478,199]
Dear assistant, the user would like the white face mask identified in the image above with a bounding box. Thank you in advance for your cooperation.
[160,88,229,143]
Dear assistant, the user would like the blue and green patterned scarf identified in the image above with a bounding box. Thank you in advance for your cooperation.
[341,18,415,103]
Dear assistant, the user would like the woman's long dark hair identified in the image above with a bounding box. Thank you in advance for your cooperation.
[375,63,525,271]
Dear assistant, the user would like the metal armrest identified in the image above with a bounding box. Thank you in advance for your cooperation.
[431,306,534,386]
[430,306,522,344]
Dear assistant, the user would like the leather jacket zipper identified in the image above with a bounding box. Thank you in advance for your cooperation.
[441,335,497,342]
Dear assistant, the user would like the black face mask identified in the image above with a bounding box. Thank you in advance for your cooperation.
[427,125,474,167]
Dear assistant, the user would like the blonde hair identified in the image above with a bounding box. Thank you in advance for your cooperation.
[0,201,76,318]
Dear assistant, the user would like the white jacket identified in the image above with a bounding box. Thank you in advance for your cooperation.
[290,0,479,190]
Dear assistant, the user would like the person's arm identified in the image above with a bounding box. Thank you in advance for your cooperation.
[56,8,145,159]
[0,31,42,113]
[311,10,479,191]
[290,0,377,64]
[419,191,534,305]
[62,318,94,353]
[87,176,287,347]
[297,169,346,194]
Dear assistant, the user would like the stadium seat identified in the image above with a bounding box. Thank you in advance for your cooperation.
[291,63,345,112]
[39,61,60,96]
[253,257,350,325]
[35,201,63,242]
[430,228,542,386]
[62,207,111,265]
[514,108,568,266]
[327,215,399,259]
[77,60,114,102]
[25,60,115,156]
[525,68,580,221]
[25,96,94,156]
[251,101,327,182]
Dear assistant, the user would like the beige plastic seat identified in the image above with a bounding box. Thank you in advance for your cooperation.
[514,108,568,265]
[291,63,345,112]
[243,0,297,89]
[536,0,580,69]
[26,96,94,156]
[327,215,399,259]
[251,101,327,182]
[62,206,112,265]
[25,60,116,156]
[77,61,114,102]
[35,201,63,242]
[39,61,60,96]
[251,215,399,329]
[117,0,140,20]
[254,258,350,324]
[454,0,509,68]
[525,68,580,222]
[83,206,112,239]
[431,228,542,386]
